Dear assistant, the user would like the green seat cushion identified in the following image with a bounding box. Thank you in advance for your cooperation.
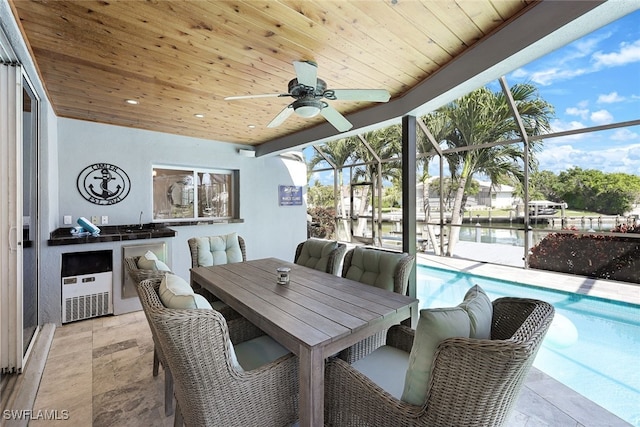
[458,285,493,339]
[352,345,410,400]
[234,335,290,371]
[344,247,405,291]
[159,274,212,310]
[295,238,338,272]
[137,250,171,271]
[401,307,470,406]
[195,232,243,266]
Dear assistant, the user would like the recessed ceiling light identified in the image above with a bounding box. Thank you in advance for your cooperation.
[125,99,139,105]
[194,113,205,118]
[248,124,256,129]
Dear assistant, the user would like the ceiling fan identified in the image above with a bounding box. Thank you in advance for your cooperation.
[224,60,390,132]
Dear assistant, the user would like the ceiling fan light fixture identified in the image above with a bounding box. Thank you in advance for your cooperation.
[293,99,323,118]
[295,105,321,118]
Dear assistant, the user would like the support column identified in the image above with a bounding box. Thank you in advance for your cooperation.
[402,115,417,299]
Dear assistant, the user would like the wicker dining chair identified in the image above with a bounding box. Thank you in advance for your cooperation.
[187,233,246,318]
[124,254,174,405]
[138,278,299,427]
[135,277,176,417]
[187,233,246,268]
[293,238,347,275]
[324,297,555,427]
[124,256,172,284]
[338,246,415,363]
[136,277,279,422]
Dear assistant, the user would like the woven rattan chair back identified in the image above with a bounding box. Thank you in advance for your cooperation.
[135,278,174,417]
[124,256,171,284]
[139,279,299,427]
[338,246,415,362]
[325,297,555,427]
[294,239,347,275]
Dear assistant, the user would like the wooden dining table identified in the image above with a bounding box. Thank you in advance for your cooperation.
[190,257,418,427]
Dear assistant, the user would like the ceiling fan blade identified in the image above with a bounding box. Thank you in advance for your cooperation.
[267,105,294,128]
[224,93,289,101]
[293,60,318,87]
[321,105,353,132]
[325,89,390,102]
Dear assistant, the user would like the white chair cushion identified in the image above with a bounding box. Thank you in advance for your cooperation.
[137,250,171,271]
[352,345,410,400]
[234,335,290,371]
[195,232,243,266]
[458,285,493,339]
[401,307,470,406]
[159,274,212,310]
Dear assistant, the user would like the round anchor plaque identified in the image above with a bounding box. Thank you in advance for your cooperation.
[77,163,131,205]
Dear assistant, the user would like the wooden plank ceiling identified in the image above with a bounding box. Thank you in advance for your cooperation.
[9,0,534,146]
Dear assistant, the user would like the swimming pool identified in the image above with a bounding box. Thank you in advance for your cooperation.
[417,265,640,426]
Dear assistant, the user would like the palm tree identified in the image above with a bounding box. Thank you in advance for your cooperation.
[421,83,554,256]
[418,110,453,255]
[307,138,357,239]
[349,125,402,240]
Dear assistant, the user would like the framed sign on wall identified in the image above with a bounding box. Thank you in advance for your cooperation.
[279,185,303,206]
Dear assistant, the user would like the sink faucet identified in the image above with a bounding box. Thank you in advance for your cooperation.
[139,211,143,229]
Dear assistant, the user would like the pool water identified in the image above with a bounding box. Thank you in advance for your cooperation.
[417,265,640,426]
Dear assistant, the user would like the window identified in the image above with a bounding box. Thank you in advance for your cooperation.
[152,166,238,222]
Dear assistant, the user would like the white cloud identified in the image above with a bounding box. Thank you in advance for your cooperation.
[510,68,528,79]
[572,32,613,58]
[592,40,640,68]
[537,143,640,174]
[548,119,587,140]
[590,109,614,124]
[528,67,587,86]
[513,36,640,87]
[597,92,625,103]
[565,107,589,120]
[611,128,639,141]
[576,100,589,109]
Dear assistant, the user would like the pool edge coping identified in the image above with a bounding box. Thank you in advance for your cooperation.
[417,253,640,307]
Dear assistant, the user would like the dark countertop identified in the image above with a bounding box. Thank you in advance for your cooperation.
[48,223,176,246]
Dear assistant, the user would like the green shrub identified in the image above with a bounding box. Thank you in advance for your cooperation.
[529,224,640,283]
[307,206,336,239]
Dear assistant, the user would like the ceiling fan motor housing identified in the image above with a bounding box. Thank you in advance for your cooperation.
[288,78,327,99]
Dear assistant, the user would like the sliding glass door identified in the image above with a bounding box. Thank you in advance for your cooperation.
[22,76,38,358]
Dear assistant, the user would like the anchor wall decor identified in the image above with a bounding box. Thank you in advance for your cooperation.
[76,163,131,205]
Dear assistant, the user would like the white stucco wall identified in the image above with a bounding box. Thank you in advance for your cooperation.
[39,118,308,322]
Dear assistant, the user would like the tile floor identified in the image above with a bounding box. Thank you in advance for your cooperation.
[29,307,630,427]
[30,311,172,427]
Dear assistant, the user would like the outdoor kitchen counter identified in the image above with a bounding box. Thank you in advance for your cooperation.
[47,223,176,246]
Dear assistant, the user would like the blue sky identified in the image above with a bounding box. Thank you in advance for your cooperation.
[505,9,640,175]
[306,9,640,184]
